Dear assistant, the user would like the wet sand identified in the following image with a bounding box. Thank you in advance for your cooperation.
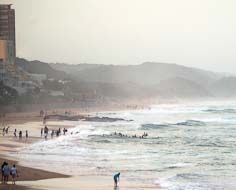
[0,157,69,181]
[0,184,40,190]
[0,113,73,190]
[0,157,68,190]
[19,176,159,190]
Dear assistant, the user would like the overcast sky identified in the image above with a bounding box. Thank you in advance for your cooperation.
[2,0,236,73]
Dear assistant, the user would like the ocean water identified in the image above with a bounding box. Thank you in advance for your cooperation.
[16,102,236,190]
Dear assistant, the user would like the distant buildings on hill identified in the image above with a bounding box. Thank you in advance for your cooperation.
[0,4,16,84]
[0,4,15,65]
[0,4,46,95]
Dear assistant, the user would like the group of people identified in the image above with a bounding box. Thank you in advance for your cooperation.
[2,126,29,139]
[109,132,149,139]
[14,129,29,139]
[1,162,18,185]
[2,126,10,136]
[41,126,68,139]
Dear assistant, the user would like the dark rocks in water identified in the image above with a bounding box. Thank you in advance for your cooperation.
[175,120,206,126]
[44,114,83,121]
[84,116,131,122]
[45,114,132,122]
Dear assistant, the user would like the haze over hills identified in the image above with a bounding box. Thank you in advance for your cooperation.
[51,62,222,87]
[211,77,236,98]
[50,61,235,99]
[16,58,68,80]
[13,58,236,103]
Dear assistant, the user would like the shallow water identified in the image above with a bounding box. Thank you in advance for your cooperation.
[15,102,236,190]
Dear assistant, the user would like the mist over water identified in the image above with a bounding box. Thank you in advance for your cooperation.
[16,102,236,190]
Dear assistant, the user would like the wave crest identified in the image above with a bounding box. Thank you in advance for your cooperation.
[141,120,206,129]
[204,108,236,114]
[175,120,206,126]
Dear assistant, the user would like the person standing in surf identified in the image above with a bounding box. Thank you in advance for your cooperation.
[113,172,120,187]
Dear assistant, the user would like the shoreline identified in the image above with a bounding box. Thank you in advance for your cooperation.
[0,157,69,190]
[0,101,151,115]
[0,113,72,190]
[0,109,160,190]
[0,157,69,181]
[0,103,147,125]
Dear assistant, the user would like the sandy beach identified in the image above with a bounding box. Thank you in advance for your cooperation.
[0,111,159,190]
[0,112,71,190]
[18,176,159,190]
[0,157,68,190]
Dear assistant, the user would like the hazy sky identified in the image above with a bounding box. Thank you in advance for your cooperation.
[2,0,236,73]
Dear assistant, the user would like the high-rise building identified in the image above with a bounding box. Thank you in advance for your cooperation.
[0,4,16,65]
[0,4,37,91]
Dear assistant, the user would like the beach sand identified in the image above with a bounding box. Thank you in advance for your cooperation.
[0,157,69,181]
[0,111,160,190]
[19,176,159,190]
[0,184,39,190]
[0,157,68,190]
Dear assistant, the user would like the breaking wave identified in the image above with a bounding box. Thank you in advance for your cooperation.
[141,120,206,130]
[204,108,236,114]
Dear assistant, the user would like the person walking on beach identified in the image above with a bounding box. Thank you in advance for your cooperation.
[3,162,10,184]
[6,126,9,134]
[26,130,28,138]
[58,128,61,135]
[44,126,48,139]
[41,128,43,137]
[113,172,120,187]
[51,130,54,138]
[2,127,5,136]
[14,129,17,137]
[10,164,18,185]
[44,126,48,135]
[19,131,22,139]
[1,161,7,183]
[63,128,67,135]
